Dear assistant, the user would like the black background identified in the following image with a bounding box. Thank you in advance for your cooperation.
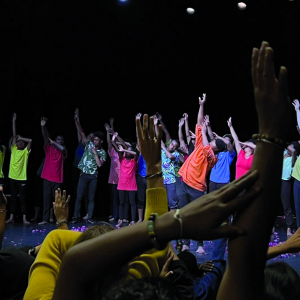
[1,0,300,218]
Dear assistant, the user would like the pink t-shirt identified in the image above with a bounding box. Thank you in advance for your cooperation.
[117,156,137,191]
[235,149,254,179]
[41,144,67,183]
[108,147,120,184]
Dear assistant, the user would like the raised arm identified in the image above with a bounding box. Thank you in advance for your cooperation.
[183,113,192,145]
[204,115,215,142]
[227,117,242,154]
[41,117,50,146]
[156,112,171,142]
[74,110,88,144]
[201,123,209,147]
[104,123,113,152]
[213,132,234,154]
[17,136,33,151]
[12,113,17,146]
[74,108,81,142]
[109,117,115,132]
[197,93,206,125]
[292,99,300,128]
[217,41,293,300]
[178,117,186,148]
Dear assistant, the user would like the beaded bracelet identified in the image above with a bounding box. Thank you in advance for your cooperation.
[145,171,163,179]
[147,213,165,250]
[252,134,287,149]
[56,220,68,227]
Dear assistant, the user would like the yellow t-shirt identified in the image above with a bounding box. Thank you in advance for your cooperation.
[292,156,300,181]
[8,144,30,181]
[0,145,6,178]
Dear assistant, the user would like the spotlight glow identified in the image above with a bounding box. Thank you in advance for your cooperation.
[237,2,247,10]
[186,7,195,14]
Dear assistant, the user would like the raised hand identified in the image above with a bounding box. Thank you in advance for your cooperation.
[252,41,292,140]
[204,115,210,126]
[53,188,70,223]
[199,93,206,106]
[12,113,16,122]
[178,118,185,127]
[155,112,162,121]
[0,186,7,206]
[41,118,47,126]
[183,113,188,120]
[136,114,163,169]
[227,117,232,128]
[109,118,114,125]
[292,99,300,111]
[104,123,110,131]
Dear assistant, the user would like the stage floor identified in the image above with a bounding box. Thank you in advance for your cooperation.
[2,216,300,275]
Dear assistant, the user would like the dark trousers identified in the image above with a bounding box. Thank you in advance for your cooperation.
[9,179,27,214]
[119,190,136,221]
[43,179,62,222]
[293,179,300,228]
[71,167,89,215]
[164,182,178,209]
[209,181,227,193]
[73,173,98,219]
[281,179,294,227]
[179,181,205,247]
[109,183,119,219]
[136,174,147,210]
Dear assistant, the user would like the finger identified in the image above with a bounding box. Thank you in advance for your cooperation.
[251,48,259,87]
[201,225,247,240]
[136,117,143,143]
[65,195,71,205]
[257,41,268,81]
[278,66,289,101]
[224,187,262,215]
[213,170,259,199]
[149,116,155,140]
[165,271,173,277]
[163,254,174,271]
[142,114,149,141]
[263,47,276,86]
[62,190,66,202]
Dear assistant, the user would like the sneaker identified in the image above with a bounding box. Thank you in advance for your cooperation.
[38,221,48,225]
[109,217,116,222]
[82,214,89,220]
[87,219,95,224]
[70,218,78,224]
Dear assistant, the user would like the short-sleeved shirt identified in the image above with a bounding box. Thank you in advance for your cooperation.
[108,147,120,184]
[178,124,218,192]
[41,144,67,183]
[78,141,107,175]
[292,156,300,182]
[117,156,137,191]
[161,140,180,185]
[9,144,31,181]
[282,150,294,181]
[235,149,254,179]
[210,150,236,184]
[73,140,85,168]
[138,154,147,178]
[0,145,6,178]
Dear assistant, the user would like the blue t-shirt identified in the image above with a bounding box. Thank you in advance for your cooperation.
[138,154,147,177]
[73,140,85,167]
[209,150,236,184]
[161,149,180,185]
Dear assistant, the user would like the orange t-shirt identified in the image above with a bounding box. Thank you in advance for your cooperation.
[178,124,218,191]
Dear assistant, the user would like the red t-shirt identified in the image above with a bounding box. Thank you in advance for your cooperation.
[41,144,67,183]
[178,124,218,191]
[117,156,137,191]
[235,149,254,179]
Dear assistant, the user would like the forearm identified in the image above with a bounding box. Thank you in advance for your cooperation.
[207,125,214,141]
[296,109,300,128]
[12,120,16,137]
[202,132,209,146]
[197,105,204,125]
[121,149,137,156]
[229,126,241,153]
[106,132,112,151]
[162,148,175,160]
[19,137,32,143]
[178,125,185,146]
[41,126,49,144]
[159,120,170,141]
[266,243,288,260]
[94,153,104,168]
[217,141,283,300]
[52,141,65,152]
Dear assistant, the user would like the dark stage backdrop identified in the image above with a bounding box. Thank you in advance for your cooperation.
[1,0,300,219]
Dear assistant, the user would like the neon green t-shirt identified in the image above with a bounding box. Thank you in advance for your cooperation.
[8,144,31,181]
[0,146,6,178]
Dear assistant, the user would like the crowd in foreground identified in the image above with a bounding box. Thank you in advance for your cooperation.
[1,42,300,300]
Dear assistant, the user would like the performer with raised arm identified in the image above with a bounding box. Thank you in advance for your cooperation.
[71,109,106,224]
[6,113,32,225]
[39,117,67,225]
